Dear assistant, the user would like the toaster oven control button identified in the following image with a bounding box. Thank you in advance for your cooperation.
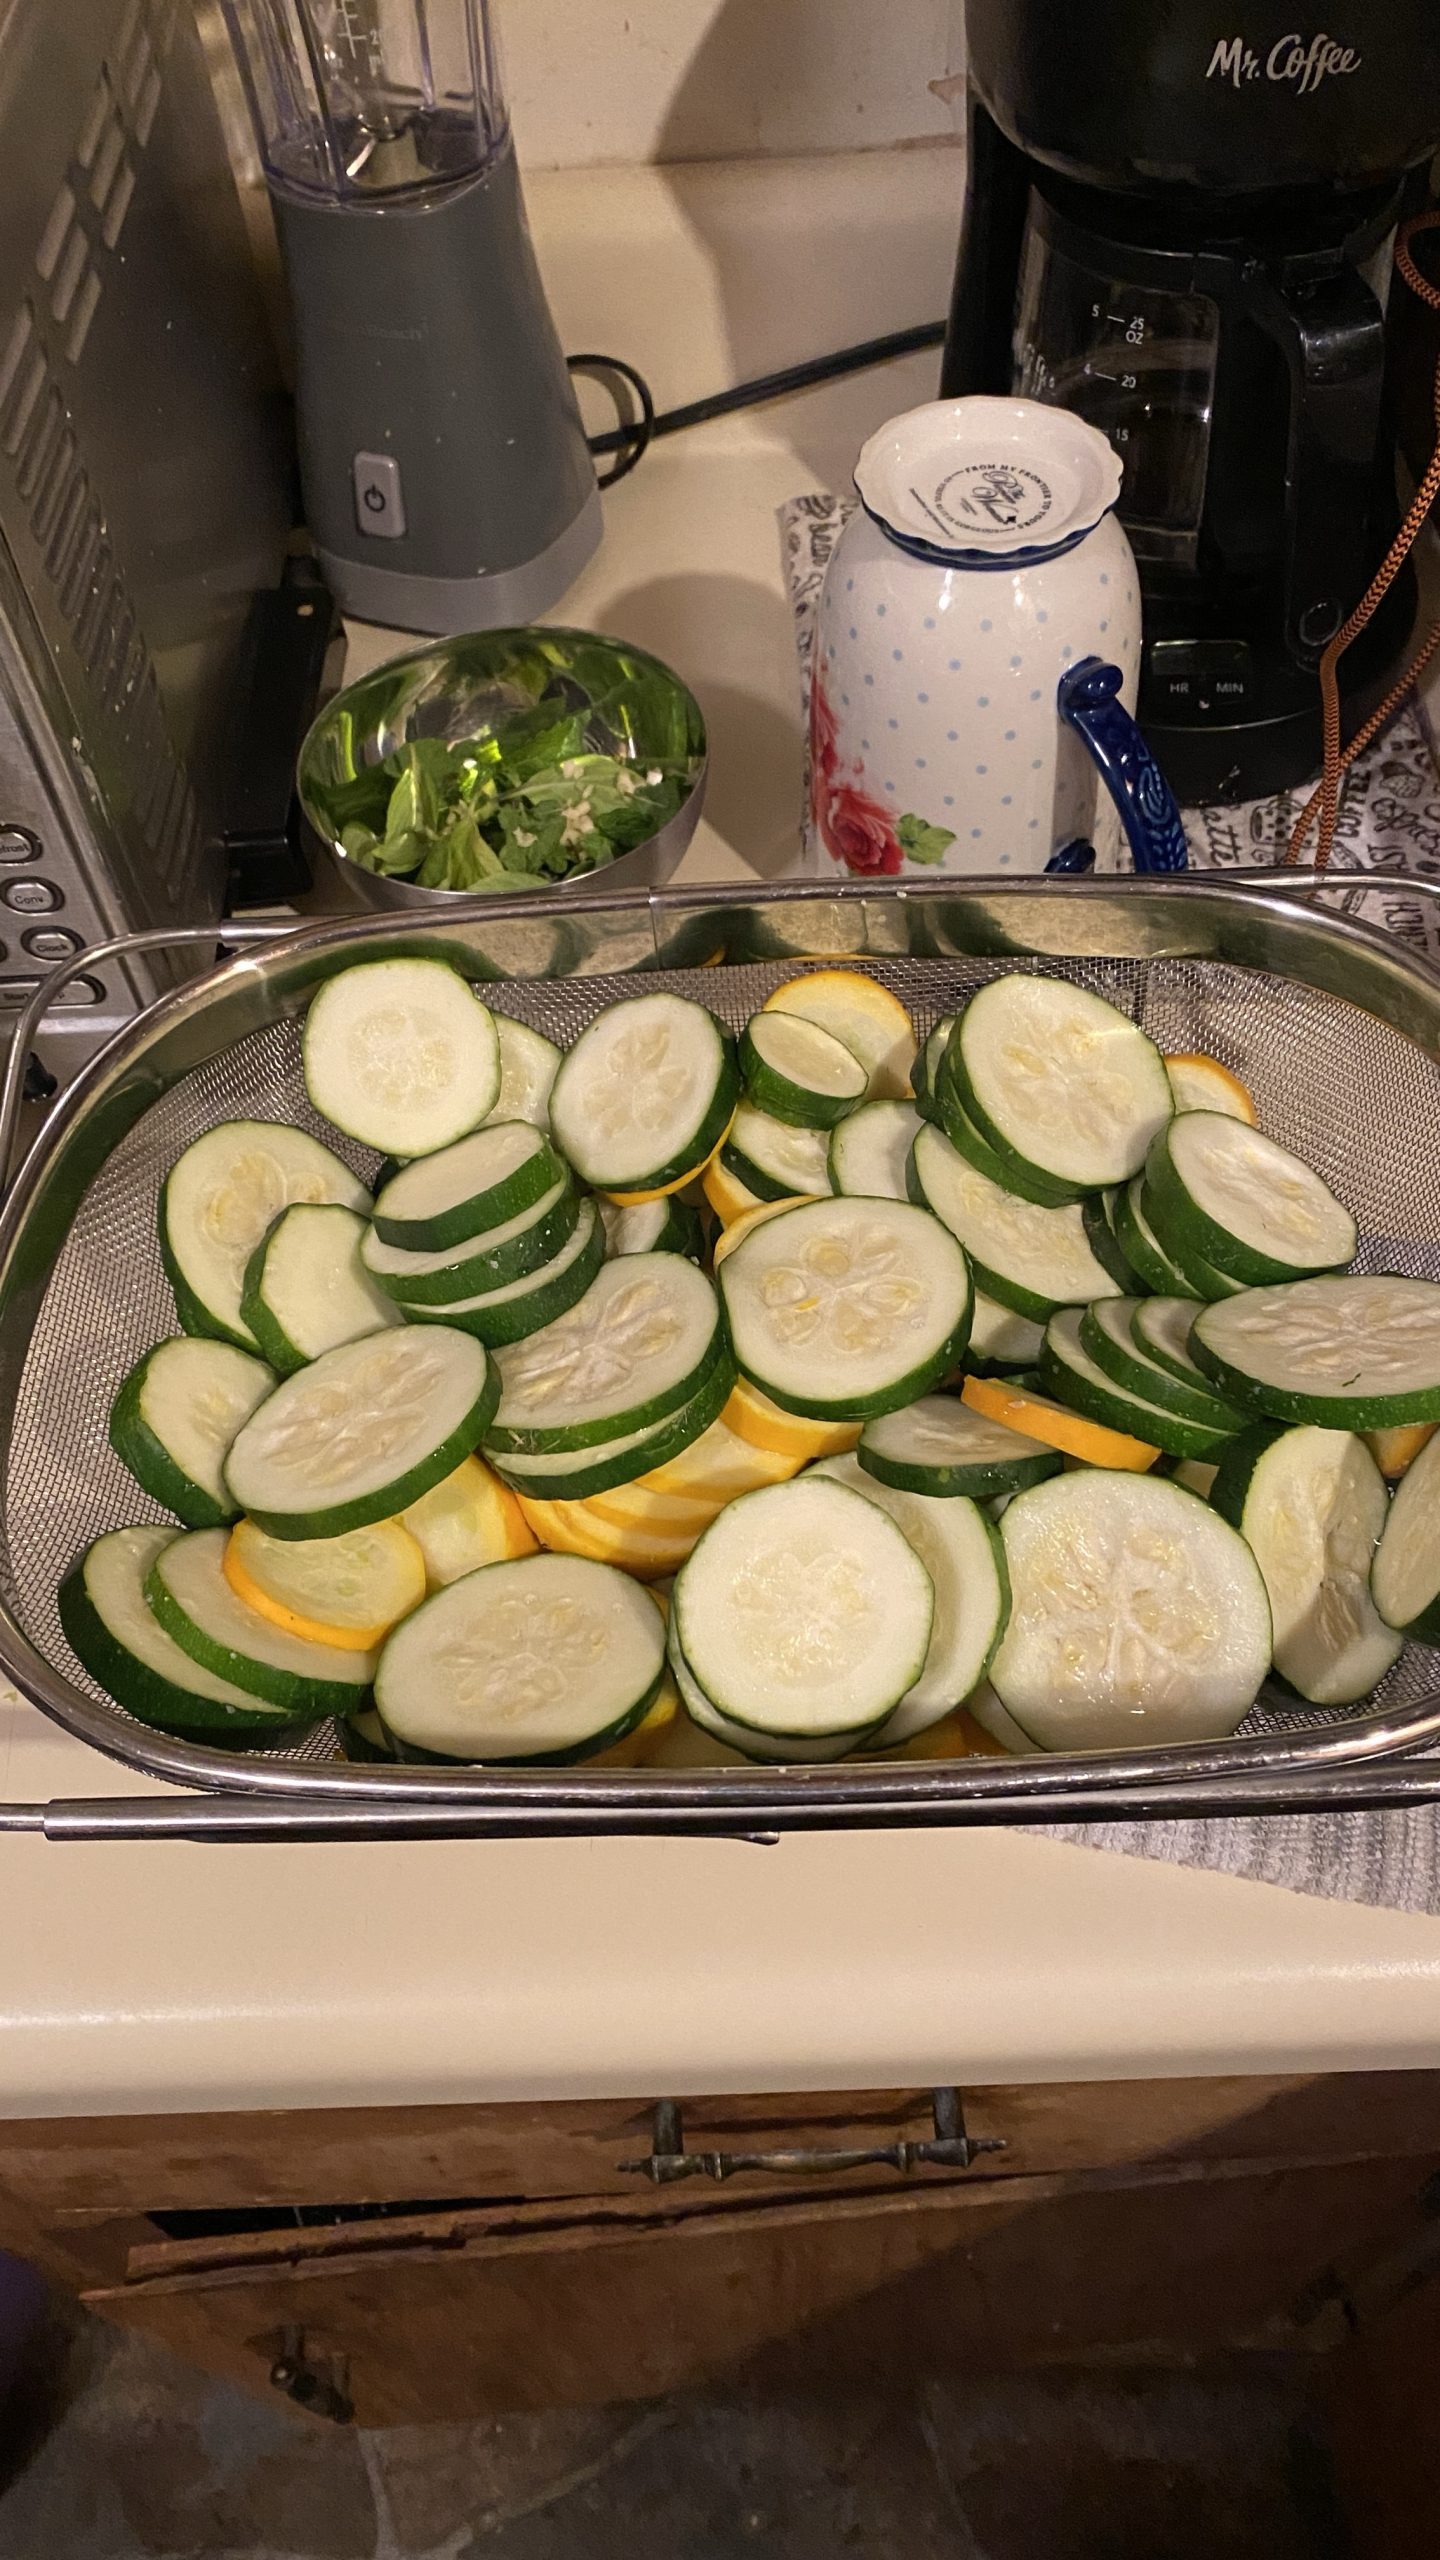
[353,452,406,539]
[22,926,80,959]
[0,827,39,864]
[47,973,103,1006]
[0,978,40,1006]
[3,878,60,912]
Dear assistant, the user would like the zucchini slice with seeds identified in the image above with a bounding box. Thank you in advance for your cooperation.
[738,1012,867,1127]
[108,1338,276,1529]
[990,1472,1272,1750]
[1193,1275,1440,1428]
[950,974,1172,1191]
[1144,1113,1356,1287]
[1211,1424,1401,1704]
[147,1528,377,1713]
[828,1100,923,1201]
[375,1553,665,1764]
[241,1203,402,1374]
[549,993,738,1193]
[719,1194,971,1420]
[373,1122,565,1251]
[486,1255,725,1456]
[1372,1426,1440,1641]
[161,1121,369,1352]
[859,1394,1063,1500]
[909,1122,1118,1322]
[60,1526,314,1741]
[224,1326,497,1540]
[303,958,501,1157]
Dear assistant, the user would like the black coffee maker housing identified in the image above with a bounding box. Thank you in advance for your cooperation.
[941,0,1440,802]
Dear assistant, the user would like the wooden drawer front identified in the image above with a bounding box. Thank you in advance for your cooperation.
[3,2070,1438,2219]
[83,2150,1439,2428]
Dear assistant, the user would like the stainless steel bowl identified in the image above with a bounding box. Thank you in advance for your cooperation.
[297,625,708,911]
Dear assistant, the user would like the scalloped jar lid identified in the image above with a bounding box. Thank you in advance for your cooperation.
[854,397,1124,567]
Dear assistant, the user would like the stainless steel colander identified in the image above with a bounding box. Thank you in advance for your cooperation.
[3,871,1440,1844]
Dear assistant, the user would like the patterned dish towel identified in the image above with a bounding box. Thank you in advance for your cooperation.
[781,491,1440,1914]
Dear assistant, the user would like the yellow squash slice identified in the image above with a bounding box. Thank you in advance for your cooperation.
[400,1455,537,1586]
[961,1374,1159,1472]
[723,1377,862,1461]
[224,1515,427,1650]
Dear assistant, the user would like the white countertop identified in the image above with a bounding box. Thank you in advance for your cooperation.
[4,152,1440,2122]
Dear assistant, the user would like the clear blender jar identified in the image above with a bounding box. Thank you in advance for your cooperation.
[219,0,600,631]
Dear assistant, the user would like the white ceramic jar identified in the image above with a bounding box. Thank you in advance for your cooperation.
[809,398,1143,878]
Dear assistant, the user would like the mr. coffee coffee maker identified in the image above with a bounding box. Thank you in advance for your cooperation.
[941,0,1440,800]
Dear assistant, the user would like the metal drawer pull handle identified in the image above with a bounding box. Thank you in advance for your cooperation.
[619,2090,1006,2185]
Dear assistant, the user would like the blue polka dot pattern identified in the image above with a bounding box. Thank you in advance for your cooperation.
[916,757,927,769]
[892,649,903,661]
[971,827,983,839]
[887,716,899,730]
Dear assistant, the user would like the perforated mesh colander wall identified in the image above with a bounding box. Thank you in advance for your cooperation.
[5,899,1440,1799]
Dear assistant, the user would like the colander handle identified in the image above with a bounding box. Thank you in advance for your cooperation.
[0,922,298,1207]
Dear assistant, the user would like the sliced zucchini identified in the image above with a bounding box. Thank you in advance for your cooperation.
[404,1197,604,1346]
[145,1528,377,1713]
[811,1454,1010,1744]
[1081,1192,1144,1292]
[738,1011,867,1127]
[487,1346,733,1498]
[488,1014,561,1130]
[722,1104,833,1203]
[548,993,738,1192]
[673,1475,934,1738]
[908,1122,1119,1322]
[828,1100,924,1201]
[1144,1113,1356,1287]
[965,1681,1043,1756]
[1193,1276,1440,1428]
[967,1291,1045,1375]
[360,1173,577,1306]
[240,1203,402,1375]
[912,1015,956,1123]
[1211,1424,1401,1704]
[666,1625,865,1763]
[599,1195,705,1262]
[935,1046,1081,1207]
[858,1395,1063,1500]
[486,1255,724,1454]
[374,1554,664,1764]
[108,1338,276,1529]
[59,1526,311,1741]
[1113,1176,1199,1301]
[1372,1427,1440,1640]
[1139,1178,1255,1302]
[373,1122,564,1251]
[400,1455,537,1585]
[224,1516,426,1648]
[1042,1310,1239,1461]
[990,1471,1272,1750]
[761,970,915,1100]
[1164,1053,1257,1124]
[719,1194,972,1420]
[224,1326,497,1539]
[160,1121,369,1352]
[951,974,1172,1191]
[1080,1298,1248,1431]
[302,958,501,1157]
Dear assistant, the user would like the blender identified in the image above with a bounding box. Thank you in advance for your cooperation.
[218,0,601,634]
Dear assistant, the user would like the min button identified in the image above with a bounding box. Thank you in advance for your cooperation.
[353,452,406,540]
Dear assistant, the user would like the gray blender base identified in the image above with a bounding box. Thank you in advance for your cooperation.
[277,139,602,639]
[322,480,602,634]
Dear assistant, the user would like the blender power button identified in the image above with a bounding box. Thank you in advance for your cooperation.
[353,453,406,540]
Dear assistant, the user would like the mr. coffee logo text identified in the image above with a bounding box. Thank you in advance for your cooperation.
[1206,32,1361,94]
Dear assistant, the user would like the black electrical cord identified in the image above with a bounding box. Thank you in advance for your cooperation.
[565,352,656,487]
[568,319,945,490]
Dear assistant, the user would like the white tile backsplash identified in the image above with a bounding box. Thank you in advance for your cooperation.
[495,0,959,169]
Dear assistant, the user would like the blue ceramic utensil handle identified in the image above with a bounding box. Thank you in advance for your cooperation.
[1055,657,1189,874]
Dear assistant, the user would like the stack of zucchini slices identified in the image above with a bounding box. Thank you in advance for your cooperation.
[59,951,1440,1772]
